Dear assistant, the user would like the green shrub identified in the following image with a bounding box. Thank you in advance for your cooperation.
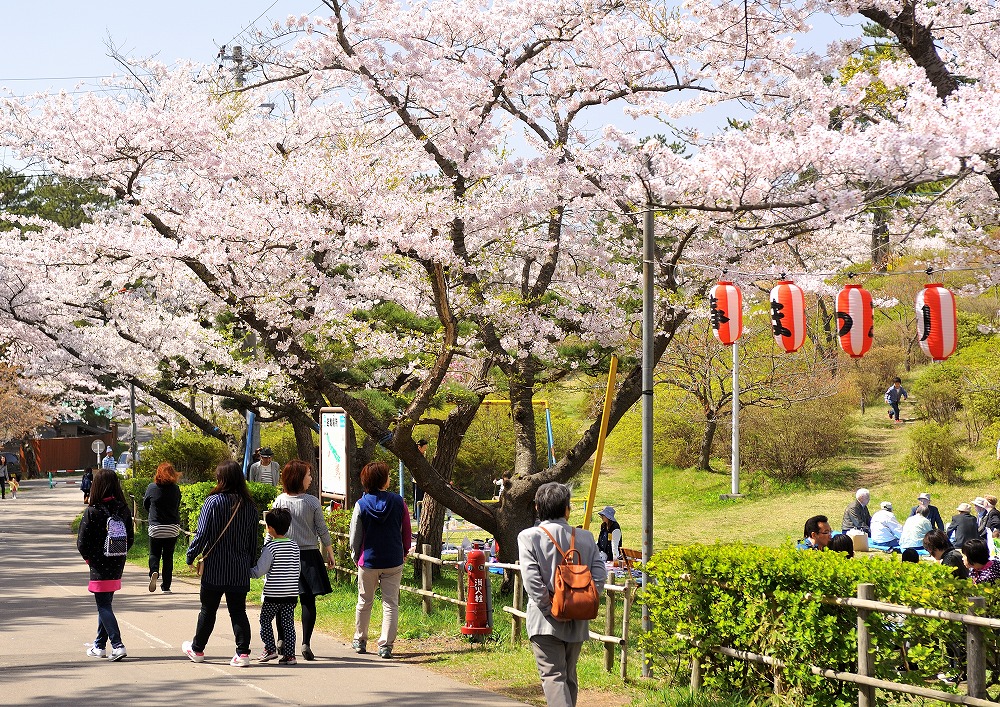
[903,422,971,483]
[260,423,302,466]
[644,544,970,707]
[913,380,960,424]
[738,397,854,481]
[136,429,231,483]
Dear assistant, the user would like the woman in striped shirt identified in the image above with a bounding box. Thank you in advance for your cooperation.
[182,461,260,667]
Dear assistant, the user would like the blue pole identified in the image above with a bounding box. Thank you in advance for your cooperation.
[545,408,556,468]
[242,411,256,479]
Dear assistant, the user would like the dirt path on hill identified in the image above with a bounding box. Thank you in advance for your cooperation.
[841,413,901,488]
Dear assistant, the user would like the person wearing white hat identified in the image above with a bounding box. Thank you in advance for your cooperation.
[596,506,622,563]
[870,502,902,548]
[947,503,979,548]
[909,493,944,532]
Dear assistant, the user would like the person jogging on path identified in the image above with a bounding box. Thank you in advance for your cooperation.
[885,377,908,423]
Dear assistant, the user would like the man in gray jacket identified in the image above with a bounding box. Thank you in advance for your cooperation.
[518,482,607,707]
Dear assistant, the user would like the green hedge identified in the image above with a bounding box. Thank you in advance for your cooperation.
[644,544,977,706]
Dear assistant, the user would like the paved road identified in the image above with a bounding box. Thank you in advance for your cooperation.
[0,480,528,707]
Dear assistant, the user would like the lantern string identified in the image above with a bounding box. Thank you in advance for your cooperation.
[705,261,1000,281]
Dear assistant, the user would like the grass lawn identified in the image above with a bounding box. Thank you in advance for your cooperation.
[582,397,1000,551]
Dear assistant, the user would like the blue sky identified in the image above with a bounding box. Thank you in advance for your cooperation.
[0,0,314,98]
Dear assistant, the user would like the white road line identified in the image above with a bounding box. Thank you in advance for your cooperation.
[119,619,173,648]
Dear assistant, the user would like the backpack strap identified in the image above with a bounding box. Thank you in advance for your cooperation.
[540,525,584,564]
[539,525,568,561]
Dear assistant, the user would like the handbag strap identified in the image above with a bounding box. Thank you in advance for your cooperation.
[540,525,582,564]
[201,498,242,561]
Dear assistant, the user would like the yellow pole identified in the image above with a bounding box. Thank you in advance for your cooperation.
[583,354,618,531]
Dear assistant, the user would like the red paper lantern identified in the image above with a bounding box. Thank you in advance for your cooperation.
[836,284,874,358]
[916,283,957,361]
[769,280,806,352]
[709,281,742,345]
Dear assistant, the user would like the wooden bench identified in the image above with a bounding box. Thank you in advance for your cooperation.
[620,547,642,571]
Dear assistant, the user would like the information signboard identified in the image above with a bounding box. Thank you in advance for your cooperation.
[319,407,348,500]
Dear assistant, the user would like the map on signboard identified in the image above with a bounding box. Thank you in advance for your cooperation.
[320,408,347,497]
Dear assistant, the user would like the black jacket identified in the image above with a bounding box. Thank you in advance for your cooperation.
[948,512,980,549]
[143,482,182,526]
[77,498,134,581]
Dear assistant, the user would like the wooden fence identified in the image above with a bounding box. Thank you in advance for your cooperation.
[688,582,1000,707]
[330,533,637,676]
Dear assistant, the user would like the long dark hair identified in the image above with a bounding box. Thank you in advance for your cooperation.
[89,468,128,508]
[209,461,252,504]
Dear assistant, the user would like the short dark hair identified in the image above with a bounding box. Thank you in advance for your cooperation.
[265,507,292,535]
[963,538,990,566]
[922,529,951,554]
[901,548,920,563]
[893,377,902,384]
[534,482,571,521]
[828,533,854,557]
[281,459,311,494]
[417,439,428,447]
[360,461,390,493]
[803,515,829,539]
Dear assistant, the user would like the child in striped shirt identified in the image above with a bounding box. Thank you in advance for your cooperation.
[251,508,301,664]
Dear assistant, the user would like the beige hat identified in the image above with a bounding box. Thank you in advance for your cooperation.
[917,493,930,501]
[973,497,988,508]
[957,502,972,513]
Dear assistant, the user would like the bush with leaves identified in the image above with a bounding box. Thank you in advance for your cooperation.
[644,544,971,707]
[738,396,854,481]
[135,429,231,483]
[903,422,971,484]
[177,480,279,553]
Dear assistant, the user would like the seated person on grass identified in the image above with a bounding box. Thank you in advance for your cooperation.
[870,501,902,548]
[796,515,832,551]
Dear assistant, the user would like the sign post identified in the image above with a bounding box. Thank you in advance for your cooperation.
[91,439,106,469]
[319,407,349,507]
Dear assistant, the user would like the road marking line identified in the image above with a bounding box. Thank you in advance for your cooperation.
[119,619,173,648]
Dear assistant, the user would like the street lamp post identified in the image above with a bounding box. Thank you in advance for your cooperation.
[640,201,654,678]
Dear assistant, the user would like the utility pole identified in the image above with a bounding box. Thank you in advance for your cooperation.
[217,45,246,87]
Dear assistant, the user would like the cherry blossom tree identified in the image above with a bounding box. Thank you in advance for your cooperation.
[1,0,999,560]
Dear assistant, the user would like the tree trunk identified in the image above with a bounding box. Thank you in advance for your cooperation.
[870,207,890,272]
[290,412,319,495]
[699,416,718,472]
[416,395,484,575]
[509,363,540,476]
[493,479,537,595]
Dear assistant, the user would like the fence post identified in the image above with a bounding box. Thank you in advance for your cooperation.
[511,571,523,645]
[967,596,987,699]
[690,656,702,693]
[856,583,875,707]
[604,575,618,672]
[620,580,632,680]
[421,543,433,615]
[457,546,466,623]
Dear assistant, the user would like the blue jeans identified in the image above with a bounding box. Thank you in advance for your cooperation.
[94,591,123,649]
[889,401,901,420]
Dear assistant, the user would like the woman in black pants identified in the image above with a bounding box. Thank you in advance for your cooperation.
[271,460,335,660]
[183,461,259,666]
[143,462,182,593]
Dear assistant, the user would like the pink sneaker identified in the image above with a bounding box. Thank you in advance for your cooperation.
[182,640,205,663]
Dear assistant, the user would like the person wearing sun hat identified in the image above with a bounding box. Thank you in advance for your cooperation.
[595,506,623,562]
[947,502,980,548]
[909,492,944,532]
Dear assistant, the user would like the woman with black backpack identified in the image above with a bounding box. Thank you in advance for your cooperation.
[77,468,135,662]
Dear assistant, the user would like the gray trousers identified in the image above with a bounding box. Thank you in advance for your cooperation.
[530,634,583,707]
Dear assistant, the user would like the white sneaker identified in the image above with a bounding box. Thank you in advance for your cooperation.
[148,572,158,593]
[229,653,251,668]
[86,646,106,658]
[182,640,205,663]
[109,646,127,662]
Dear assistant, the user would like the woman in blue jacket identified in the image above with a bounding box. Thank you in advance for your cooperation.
[349,461,411,659]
